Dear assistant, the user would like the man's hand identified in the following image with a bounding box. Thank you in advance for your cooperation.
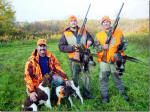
[87,40,92,47]
[73,45,79,52]
[73,45,80,61]
[65,80,72,86]
[74,52,80,61]
[30,92,38,102]
[103,44,109,50]
[117,44,123,51]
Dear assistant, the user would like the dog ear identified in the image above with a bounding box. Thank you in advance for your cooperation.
[42,76,47,87]
[46,74,52,87]
[42,74,52,87]
[36,88,48,101]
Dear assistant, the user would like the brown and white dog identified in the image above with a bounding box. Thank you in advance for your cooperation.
[22,73,52,111]
[56,80,83,107]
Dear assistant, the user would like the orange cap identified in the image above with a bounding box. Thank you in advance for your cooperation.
[37,39,47,45]
[101,16,111,24]
[68,15,78,24]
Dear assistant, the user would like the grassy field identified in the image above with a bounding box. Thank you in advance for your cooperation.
[0,34,149,111]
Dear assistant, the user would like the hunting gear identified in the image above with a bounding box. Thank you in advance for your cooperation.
[94,3,129,103]
[24,39,71,102]
[59,4,95,99]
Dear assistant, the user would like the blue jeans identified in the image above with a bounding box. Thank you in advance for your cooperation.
[26,74,64,96]
[51,74,64,88]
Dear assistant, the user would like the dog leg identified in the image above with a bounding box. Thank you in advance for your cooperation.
[71,81,84,104]
[45,99,52,109]
[76,88,84,104]
[79,95,84,104]
[68,96,74,107]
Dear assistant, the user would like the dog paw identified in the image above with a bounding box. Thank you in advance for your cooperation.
[45,103,52,109]
[49,106,52,109]
[47,105,52,109]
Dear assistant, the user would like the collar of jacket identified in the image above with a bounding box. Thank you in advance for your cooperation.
[66,26,79,32]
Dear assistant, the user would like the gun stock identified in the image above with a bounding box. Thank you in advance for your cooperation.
[101,49,107,61]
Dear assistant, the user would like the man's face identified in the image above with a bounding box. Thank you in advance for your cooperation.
[69,20,77,28]
[37,44,47,56]
[102,20,111,30]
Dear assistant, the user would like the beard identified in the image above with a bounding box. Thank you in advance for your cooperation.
[38,49,46,56]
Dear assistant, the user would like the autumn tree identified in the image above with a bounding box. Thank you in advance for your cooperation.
[0,0,15,35]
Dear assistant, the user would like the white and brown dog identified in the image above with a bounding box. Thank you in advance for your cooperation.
[56,80,83,106]
[22,73,52,111]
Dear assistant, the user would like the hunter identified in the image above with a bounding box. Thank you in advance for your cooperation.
[24,39,71,102]
[94,16,129,103]
[58,15,94,99]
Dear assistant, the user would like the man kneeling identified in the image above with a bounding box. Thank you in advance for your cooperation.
[24,39,71,110]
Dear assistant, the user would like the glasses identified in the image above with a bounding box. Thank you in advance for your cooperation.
[102,20,110,24]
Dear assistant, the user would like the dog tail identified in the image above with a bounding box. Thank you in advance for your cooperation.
[21,105,25,111]
[22,105,24,108]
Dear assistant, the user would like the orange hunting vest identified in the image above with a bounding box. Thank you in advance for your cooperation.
[64,28,87,59]
[96,29,125,62]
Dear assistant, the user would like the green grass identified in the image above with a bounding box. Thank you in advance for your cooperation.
[0,36,149,111]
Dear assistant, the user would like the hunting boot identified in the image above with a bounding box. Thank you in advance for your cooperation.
[121,92,129,101]
[101,96,109,104]
[101,93,109,103]
[82,87,94,99]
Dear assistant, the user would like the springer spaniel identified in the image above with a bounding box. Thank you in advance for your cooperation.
[22,73,52,111]
[56,80,83,107]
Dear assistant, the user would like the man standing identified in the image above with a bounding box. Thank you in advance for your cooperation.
[24,39,71,102]
[94,16,129,103]
[59,15,94,99]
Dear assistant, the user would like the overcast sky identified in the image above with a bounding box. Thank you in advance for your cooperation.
[11,0,149,22]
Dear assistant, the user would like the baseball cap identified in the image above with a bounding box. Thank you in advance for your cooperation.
[37,39,47,46]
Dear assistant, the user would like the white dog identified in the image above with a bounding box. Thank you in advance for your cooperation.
[56,80,83,106]
[22,73,52,111]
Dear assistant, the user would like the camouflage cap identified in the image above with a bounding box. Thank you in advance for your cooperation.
[37,39,47,45]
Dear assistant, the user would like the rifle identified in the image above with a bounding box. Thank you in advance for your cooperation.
[74,4,96,71]
[101,3,124,62]
[76,3,91,44]
[74,3,91,61]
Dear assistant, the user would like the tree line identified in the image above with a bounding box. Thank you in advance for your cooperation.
[0,0,149,42]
